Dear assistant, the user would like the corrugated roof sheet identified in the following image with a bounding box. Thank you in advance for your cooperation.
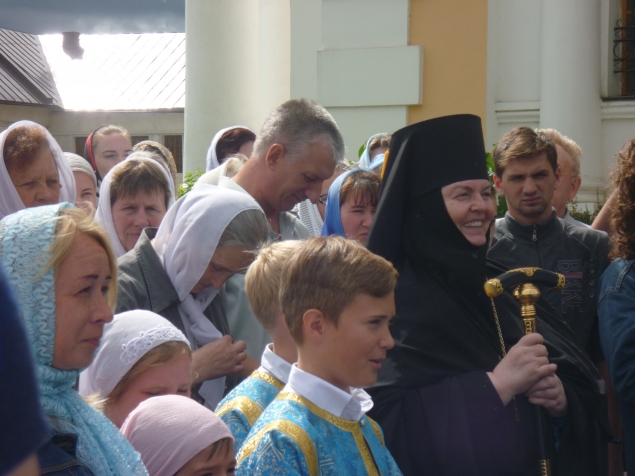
[40,33,185,110]
[0,28,62,107]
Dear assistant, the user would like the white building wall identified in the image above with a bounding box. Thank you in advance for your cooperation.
[305,0,422,159]
[487,0,635,207]
[184,0,422,169]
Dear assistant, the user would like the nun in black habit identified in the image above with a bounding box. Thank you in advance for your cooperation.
[367,115,608,476]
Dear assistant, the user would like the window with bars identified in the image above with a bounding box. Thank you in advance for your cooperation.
[131,135,149,146]
[615,0,635,95]
[164,135,183,173]
[75,136,88,156]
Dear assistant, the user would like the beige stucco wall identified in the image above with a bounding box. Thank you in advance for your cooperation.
[0,104,53,130]
[48,109,184,153]
[408,0,488,130]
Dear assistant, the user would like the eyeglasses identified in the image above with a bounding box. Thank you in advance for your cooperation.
[318,194,328,205]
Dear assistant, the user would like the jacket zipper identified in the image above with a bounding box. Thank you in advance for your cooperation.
[532,224,537,242]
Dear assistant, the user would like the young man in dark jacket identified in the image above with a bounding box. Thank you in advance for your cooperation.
[489,126,617,474]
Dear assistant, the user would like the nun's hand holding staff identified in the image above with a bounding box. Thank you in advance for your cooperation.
[486,268,568,476]
[191,335,247,384]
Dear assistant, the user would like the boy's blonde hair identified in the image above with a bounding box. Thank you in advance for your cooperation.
[280,236,398,344]
[245,241,303,331]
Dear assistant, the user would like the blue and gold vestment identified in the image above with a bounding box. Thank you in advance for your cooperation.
[236,392,402,475]
[216,369,284,453]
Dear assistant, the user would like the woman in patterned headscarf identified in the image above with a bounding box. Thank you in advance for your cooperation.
[0,204,147,475]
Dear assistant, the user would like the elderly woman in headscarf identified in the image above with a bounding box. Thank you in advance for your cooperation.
[367,115,607,475]
[206,126,256,172]
[65,152,98,213]
[122,395,235,476]
[0,121,75,220]
[116,185,270,409]
[95,153,175,258]
[321,167,380,245]
[0,204,146,475]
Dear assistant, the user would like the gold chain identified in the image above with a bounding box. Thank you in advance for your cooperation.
[490,298,507,358]
[490,297,520,421]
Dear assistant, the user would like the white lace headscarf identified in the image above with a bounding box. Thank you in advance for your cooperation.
[0,120,76,220]
[205,125,255,172]
[152,184,265,408]
[79,310,190,400]
[95,154,175,258]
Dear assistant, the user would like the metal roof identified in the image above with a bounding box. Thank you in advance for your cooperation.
[0,28,62,107]
[39,33,185,111]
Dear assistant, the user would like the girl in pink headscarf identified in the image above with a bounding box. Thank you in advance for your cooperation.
[121,395,235,476]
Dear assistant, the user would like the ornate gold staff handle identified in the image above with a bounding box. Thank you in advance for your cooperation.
[484,268,565,476]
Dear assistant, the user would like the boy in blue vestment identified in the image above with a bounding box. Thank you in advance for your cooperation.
[236,236,402,475]
[216,241,301,453]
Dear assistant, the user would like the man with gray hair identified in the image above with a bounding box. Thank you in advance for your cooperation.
[539,128,588,228]
[231,98,344,236]
[198,98,345,364]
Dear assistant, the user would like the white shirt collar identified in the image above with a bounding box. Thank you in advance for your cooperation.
[260,344,293,384]
[285,364,373,421]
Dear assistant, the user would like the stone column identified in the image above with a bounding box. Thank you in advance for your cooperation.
[183,0,260,173]
[540,0,603,203]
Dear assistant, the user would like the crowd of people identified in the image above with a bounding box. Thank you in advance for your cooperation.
[0,97,634,476]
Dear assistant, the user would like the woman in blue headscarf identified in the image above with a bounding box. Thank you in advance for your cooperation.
[0,204,147,475]
[320,168,380,245]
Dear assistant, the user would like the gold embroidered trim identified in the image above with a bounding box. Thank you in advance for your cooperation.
[277,392,379,476]
[215,396,263,426]
[368,418,384,446]
[237,419,318,476]
[251,369,284,391]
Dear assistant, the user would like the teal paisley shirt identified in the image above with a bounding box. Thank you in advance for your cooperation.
[215,369,284,454]
[236,392,402,476]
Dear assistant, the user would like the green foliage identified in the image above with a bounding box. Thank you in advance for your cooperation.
[568,191,606,225]
[485,149,508,217]
[177,168,204,198]
[358,143,366,159]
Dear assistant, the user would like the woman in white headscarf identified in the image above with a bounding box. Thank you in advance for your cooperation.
[65,152,98,213]
[358,132,391,169]
[79,310,192,428]
[95,153,175,258]
[0,120,75,220]
[116,185,270,409]
[205,126,255,171]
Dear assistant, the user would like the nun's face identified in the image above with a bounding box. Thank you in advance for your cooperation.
[53,233,113,370]
[442,179,495,247]
[94,133,132,179]
[9,147,61,208]
[73,171,97,212]
[190,246,254,294]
